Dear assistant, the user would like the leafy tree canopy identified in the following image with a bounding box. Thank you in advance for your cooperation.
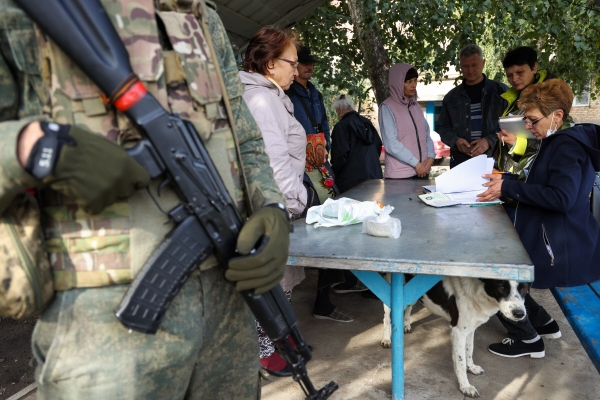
[295,0,600,110]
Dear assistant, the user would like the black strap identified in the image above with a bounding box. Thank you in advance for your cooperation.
[289,86,319,131]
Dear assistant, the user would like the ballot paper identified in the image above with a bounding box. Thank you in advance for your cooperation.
[435,155,494,193]
[421,155,501,206]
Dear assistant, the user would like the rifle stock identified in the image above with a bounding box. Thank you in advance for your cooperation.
[16,0,337,398]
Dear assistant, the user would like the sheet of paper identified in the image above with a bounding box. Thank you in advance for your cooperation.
[435,155,494,193]
[445,190,501,205]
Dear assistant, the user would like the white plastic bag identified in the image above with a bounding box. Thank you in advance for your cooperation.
[362,205,402,239]
[305,197,385,228]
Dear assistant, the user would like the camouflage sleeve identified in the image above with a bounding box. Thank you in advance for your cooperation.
[0,4,43,214]
[0,49,19,121]
[204,5,285,211]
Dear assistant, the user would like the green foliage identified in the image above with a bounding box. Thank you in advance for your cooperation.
[295,0,600,105]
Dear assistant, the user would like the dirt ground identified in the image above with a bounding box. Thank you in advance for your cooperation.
[0,317,37,399]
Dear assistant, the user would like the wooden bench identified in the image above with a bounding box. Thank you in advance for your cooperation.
[551,280,600,374]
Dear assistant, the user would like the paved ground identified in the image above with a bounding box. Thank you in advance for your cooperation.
[261,268,600,400]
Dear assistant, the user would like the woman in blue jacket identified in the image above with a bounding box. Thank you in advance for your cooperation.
[478,79,600,358]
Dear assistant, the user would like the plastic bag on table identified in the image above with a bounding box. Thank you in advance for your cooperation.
[362,205,401,239]
[305,197,385,228]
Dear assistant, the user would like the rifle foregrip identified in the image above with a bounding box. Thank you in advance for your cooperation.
[115,216,212,334]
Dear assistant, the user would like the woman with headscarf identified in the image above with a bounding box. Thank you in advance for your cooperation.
[379,64,435,179]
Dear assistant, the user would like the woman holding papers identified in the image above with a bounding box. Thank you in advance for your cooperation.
[379,63,436,179]
[478,79,600,358]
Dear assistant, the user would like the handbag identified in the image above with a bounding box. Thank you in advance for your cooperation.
[300,172,321,218]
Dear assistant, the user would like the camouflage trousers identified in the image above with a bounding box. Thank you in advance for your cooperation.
[31,266,260,400]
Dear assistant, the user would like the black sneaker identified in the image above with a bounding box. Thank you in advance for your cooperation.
[535,320,562,339]
[488,338,545,358]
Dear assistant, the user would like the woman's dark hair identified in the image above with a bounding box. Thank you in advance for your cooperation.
[405,68,418,82]
[503,46,538,69]
[518,79,573,122]
[244,26,298,75]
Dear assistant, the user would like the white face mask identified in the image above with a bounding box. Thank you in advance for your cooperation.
[546,111,557,137]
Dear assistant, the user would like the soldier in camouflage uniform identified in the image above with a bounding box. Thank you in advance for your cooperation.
[0,0,289,398]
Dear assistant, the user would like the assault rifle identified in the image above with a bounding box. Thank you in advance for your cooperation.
[15,0,337,398]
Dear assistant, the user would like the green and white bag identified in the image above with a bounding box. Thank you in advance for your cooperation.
[0,193,54,318]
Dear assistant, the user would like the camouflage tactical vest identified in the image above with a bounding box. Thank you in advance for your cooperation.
[36,0,247,290]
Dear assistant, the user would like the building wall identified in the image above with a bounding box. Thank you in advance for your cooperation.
[570,97,600,124]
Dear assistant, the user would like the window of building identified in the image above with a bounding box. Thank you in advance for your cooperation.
[573,86,591,107]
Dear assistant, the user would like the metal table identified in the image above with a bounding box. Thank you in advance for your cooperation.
[287,179,533,400]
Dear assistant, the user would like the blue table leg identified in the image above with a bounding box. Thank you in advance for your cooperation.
[391,273,404,400]
[351,270,443,400]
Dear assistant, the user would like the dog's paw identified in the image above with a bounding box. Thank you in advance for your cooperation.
[467,365,485,375]
[460,385,480,398]
[404,324,412,334]
[381,339,391,348]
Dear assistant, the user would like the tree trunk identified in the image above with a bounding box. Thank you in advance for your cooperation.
[347,0,389,105]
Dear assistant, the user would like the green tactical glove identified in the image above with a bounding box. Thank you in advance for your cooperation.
[25,121,150,214]
[226,204,291,294]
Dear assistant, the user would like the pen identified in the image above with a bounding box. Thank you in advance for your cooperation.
[492,170,516,175]
[469,203,498,208]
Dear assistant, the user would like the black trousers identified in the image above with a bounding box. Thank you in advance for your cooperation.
[497,293,552,340]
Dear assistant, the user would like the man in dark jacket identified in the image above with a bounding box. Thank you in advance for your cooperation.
[285,47,352,322]
[437,44,508,168]
[331,95,383,193]
[285,46,332,149]
[285,46,340,198]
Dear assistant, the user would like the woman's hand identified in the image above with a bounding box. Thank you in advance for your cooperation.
[498,129,516,147]
[477,175,503,202]
[415,162,429,177]
[422,157,434,174]
[486,172,504,181]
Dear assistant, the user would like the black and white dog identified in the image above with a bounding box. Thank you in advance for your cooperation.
[381,274,530,398]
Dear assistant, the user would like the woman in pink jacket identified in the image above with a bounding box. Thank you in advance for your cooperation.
[379,63,436,179]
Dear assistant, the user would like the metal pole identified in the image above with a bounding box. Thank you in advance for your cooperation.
[391,272,404,400]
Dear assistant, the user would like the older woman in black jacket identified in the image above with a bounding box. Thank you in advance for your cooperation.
[478,79,600,358]
[330,94,383,193]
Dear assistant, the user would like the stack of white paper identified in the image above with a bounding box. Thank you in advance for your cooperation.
[425,155,500,205]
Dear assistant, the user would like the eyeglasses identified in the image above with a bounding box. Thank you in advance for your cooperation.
[278,58,299,69]
[522,115,546,127]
